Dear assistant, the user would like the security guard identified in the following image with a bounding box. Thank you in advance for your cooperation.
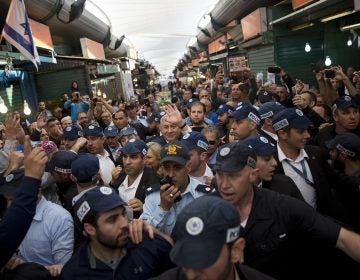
[214,142,360,280]
[60,186,174,280]
[140,141,214,235]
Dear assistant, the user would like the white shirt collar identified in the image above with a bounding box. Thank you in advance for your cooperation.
[277,143,308,163]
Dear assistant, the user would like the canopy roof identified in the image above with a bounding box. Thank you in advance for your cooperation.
[91,0,219,76]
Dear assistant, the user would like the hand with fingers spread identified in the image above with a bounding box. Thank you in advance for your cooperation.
[4,114,20,140]
[36,112,47,129]
[4,150,25,176]
[23,136,48,180]
[163,104,184,127]
[129,219,154,244]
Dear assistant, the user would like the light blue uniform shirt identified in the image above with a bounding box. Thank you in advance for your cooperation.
[140,177,212,235]
[18,196,74,265]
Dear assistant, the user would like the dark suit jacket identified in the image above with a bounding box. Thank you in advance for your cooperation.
[274,145,345,220]
[111,167,160,218]
[262,174,304,201]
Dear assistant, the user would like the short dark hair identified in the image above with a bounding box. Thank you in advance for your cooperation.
[112,109,128,118]
[190,101,206,113]
[46,117,58,126]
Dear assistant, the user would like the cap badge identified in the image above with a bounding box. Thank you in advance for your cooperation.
[167,144,178,155]
[5,174,14,182]
[226,226,240,243]
[219,105,224,109]
[100,186,113,195]
[89,125,95,129]
[108,127,112,131]
[344,96,351,101]
[129,139,136,143]
[260,136,269,143]
[295,109,303,116]
[65,126,72,132]
[186,217,204,236]
[160,112,166,116]
[220,147,230,156]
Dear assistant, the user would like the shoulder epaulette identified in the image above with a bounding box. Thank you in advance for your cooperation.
[196,184,214,194]
[145,184,161,195]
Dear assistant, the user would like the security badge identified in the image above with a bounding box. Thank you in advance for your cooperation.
[295,109,304,116]
[219,147,230,156]
[167,144,179,155]
[273,118,289,131]
[344,96,351,101]
[100,186,113,195]
[226,226,240,243]
[65,126,72,132]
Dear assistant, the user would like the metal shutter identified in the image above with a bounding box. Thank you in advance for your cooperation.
[248,45,275,82]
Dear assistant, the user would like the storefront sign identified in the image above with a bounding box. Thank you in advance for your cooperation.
[97,64,120,74]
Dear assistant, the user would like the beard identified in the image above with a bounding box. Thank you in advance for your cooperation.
[95,226,129,249]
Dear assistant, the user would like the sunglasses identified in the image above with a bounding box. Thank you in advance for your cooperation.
[208,140,217,145]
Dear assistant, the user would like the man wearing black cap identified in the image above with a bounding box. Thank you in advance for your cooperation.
[314,95,360,148]
[243,135,304,200]
[257,101,285,145]
[229,103,260,142]
[140,141,214,235]
[60,186,173,280]
[152,196,275,280]
[273,108,343,219]
[84,125,115,186]
[110,139,160,218]
[214,141,360,280]
[326,132,360,231]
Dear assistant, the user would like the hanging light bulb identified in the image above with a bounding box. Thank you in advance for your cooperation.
[347,38,352,46]
[305,42,311,52]
[102,93,107,99]
[324,56,332,66]
[0,96,8,114]
[23,100,31,115]
[97,89,102,96]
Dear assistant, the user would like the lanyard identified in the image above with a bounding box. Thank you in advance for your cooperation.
[285,159,314,187]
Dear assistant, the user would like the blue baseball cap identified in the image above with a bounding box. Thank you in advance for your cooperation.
[83,125,104,137]
[216,104,235,115]
[214,142,257,172]
[326,133,360,158]
[332,96,359,112]
[272,108,312,131]
[171,196,240,269]
[148,111,166,123]
[243,135,276,156]
[257,91,273,104]
[119,127,138,140]
[186,98,199,108]
[47,150,77,174]
[230,104,260,125]
[71,153,100,183]
[63,125,83,140]
[104,126,119,138]
[121,139,147,155]
[73,186,126,226]
[258,101,286,120]
[180,131,208,151]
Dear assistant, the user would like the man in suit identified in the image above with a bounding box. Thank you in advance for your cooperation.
[272,108,343,219]
[110,139,159,218]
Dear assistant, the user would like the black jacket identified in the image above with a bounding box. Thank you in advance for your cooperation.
[262,174,304,201]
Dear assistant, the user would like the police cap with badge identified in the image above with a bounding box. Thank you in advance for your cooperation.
[121,139,147,156]
[73,186,126,229]
[243,135,276,157]
[119,127,138,140]
[46,150,77,174]
[170,195,241,269]
[71,153,100,183]
[83,125,104,137]
[229,103,261,125]
[332,95,359,112]
[272,108,312,131]
[326,132,360,158]
[180,131,209,152]
[104,126,119,138]
[258,101,286,120]
[148,111,166,123]
[63,125,83,140]
[216,104,234,116]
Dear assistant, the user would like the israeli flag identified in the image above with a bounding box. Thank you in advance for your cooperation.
[2,0,40,70]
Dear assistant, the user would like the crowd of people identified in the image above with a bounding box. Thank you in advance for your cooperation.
[0,64,359,280]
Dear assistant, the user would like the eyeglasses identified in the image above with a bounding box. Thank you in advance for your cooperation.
[208,140,217,145]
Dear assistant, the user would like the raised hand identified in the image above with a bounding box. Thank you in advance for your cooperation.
[24,136,48,179]
[163,104,184,127]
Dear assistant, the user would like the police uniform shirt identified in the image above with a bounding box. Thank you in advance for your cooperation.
[277,144,316,208]
[140,176,214,235]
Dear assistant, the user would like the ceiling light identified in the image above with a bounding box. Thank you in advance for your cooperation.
[325,56,332,66]
[305,43,311,52]
[291,22,314,31]
[320,10,354,23]
[341,23,360,31]
[23,101,31,115]
[0,96,8,114]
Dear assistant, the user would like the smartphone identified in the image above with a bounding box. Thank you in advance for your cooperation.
[160,176,182,202]
[267,66,281,74]
[324,69,335,79]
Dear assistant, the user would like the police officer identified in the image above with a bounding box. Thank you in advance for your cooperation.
[60,186,174,280]
[152,196,276,280]
[214,141,360,279]
[140,141,214,235]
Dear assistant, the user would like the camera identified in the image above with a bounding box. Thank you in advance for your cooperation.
[267,66,281,74]
[324,69,335,79]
